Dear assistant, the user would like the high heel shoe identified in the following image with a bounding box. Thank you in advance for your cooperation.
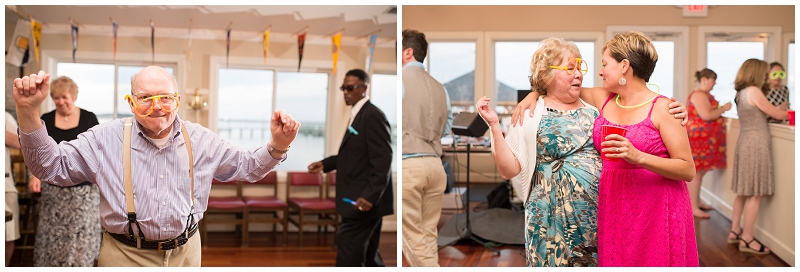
[739,238,770,255]
[727,229,742,244]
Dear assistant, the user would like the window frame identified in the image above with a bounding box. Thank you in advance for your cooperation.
[782,33,794,111]
[607,26,690,103]
[697,26,782,118]
[41,50,184,120]
[421,31,484,112]
[208,55,338,136]
[484,31,604,111]
[368,65,399,172]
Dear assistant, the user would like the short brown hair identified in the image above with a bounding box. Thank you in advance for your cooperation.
[402,29,428,63]
[529,37,581,95]
[50,76,79,99]
[602,31,658,82]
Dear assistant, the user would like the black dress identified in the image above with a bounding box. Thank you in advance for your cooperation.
[33,108,102,267]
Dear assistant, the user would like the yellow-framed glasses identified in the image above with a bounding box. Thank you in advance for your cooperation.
[550,58,588,75]
[770,71,786,80]
[124,92,180,116]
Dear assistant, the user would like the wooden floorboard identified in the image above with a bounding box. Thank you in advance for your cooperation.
[9,231,397,267]
[402,202,790,267]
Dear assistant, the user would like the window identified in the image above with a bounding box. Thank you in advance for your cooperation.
[607,27,689,102]
[493,41,596,113]
[425,42,477,113]
[698,26,781,118]
[55,63,115,124]
[275,72,329,171]
[216,68,274,151]
[55,63,175,124]
[706,41,764,118]
[215,67,328,171]
[370,73,398,171]
[648,41,675,99]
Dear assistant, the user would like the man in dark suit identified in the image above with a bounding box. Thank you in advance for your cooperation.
[307,69,393,267]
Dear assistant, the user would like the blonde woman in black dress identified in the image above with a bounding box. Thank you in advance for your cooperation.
[28,76,101,266]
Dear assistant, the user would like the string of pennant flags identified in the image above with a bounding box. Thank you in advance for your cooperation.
[5,17,387,74]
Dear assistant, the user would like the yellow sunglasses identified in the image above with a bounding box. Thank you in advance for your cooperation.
[124,92,180,116]
[549,58,588,75]
[770,71,786,80]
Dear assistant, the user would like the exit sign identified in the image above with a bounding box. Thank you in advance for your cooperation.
[683,5,708,17]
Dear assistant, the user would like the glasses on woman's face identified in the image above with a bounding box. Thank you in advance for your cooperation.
[770,71,786,80]
[124,92,180,116]
[339,84,365,92]
[550,58,589,75]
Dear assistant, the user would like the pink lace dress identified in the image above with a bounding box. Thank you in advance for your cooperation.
[592,95,698,267]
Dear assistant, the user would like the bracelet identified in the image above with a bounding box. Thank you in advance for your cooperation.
[268,144,290,154]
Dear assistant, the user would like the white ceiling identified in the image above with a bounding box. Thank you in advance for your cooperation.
[6,5,397,46]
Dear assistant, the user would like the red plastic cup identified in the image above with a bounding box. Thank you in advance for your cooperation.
[788,110,795,126]
[601,125,628,161]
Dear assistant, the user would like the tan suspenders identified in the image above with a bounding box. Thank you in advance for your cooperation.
[123,117,195,247]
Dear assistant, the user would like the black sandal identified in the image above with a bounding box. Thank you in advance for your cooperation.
[739,238,770,255]
[727,229,742,244]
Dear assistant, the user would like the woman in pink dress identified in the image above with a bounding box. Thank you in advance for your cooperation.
[592,31,697,266]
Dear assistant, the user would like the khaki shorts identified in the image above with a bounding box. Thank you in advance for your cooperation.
[5,192,20,242]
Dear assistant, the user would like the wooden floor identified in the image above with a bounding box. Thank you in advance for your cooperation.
[9,231,397,267]
[402,202,790,267]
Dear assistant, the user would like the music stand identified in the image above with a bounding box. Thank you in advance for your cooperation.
[449,112,499,254]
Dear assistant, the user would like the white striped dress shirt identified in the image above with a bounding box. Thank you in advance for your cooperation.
[19,116,285,240]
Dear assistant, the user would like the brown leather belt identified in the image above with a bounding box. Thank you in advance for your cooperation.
[105,223,198,251]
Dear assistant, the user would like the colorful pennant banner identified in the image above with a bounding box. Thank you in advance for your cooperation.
[366,33,378,74]
[31,19,41,64]
[263,28,270,65]
[111,20,118,62]
[5,18,31,67]
[70,21,78,63]
[297,31,307,72]
[226,24,232,69]
[150,20,155,64]
[331,32,342,73]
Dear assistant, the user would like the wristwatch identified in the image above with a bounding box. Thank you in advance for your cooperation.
[268,144,290,154]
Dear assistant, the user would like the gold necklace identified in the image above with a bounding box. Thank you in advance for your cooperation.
[62,108,76,122]
[615,84,661,109]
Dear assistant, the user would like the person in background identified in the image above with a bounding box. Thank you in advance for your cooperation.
[26,76,102,267]
[5,112,21,266]
[476,37,600,266]
[763,62,790,122]
[13,67,299,266]
[307,69,393,267]
[685,68,731,219]
[728,59,788,255]
[401,29,453,267]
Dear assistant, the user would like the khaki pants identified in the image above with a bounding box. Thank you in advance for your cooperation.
[402,156,446,267]
[98,231,201,267]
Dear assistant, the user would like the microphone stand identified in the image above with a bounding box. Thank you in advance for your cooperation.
[458,140,499,254]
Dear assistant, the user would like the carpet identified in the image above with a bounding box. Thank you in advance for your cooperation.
[437,208,525,247]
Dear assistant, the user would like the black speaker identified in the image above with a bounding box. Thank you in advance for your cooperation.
[517,90,532,103]
[451,112,489,137]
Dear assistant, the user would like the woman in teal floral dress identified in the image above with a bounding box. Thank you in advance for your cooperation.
[525,107,601,266]
[476,37,600,266]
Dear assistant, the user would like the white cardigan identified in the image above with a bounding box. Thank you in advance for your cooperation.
[494,96,596,203]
